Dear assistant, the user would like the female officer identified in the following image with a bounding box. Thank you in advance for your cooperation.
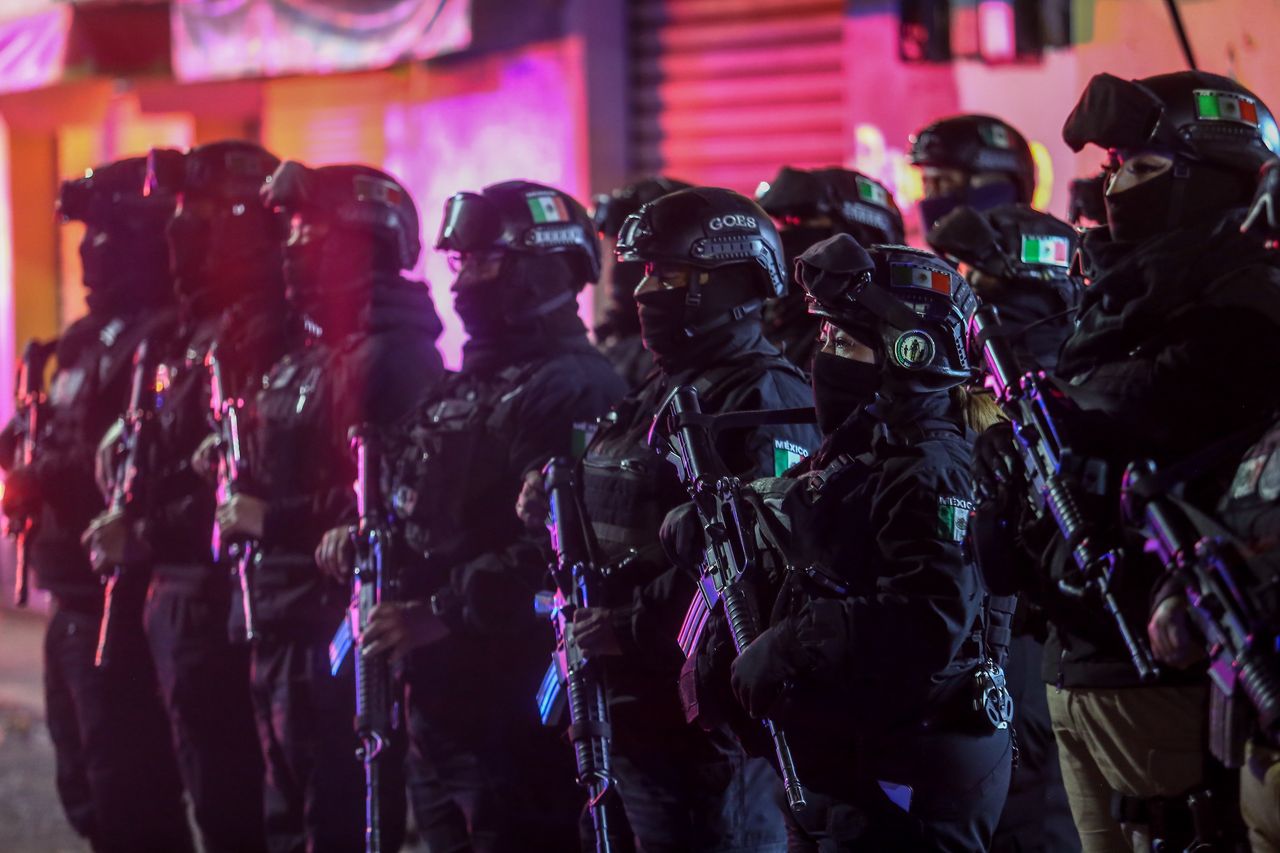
[697,234,1012,851]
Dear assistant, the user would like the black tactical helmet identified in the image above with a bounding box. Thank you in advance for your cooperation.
[616,187,786,297]
[757,166,905,245]
[1063,70,1280,173]
[262,161,421,270]
[436,180,600,285]
[146,140,281,207]
[928,203,1079,287]
[593,176,693,238]
[58,156,174,226]
[910,115,1037,204]
[796,235,977,392]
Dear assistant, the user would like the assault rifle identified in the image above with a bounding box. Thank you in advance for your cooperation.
[95,339,158,668]
[1122,461,1280,765]
[970,304,1157,681]
[329,425,399,853]
[7,339,57,606]
[207,342,257,641]
[647,384,807,813]
[533,457,613,853]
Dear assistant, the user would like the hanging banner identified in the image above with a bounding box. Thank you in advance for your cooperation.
[172,0,471,82]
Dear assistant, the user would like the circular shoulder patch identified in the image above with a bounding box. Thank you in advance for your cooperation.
[893,331,935,369]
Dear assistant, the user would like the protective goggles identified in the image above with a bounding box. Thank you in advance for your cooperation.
[436,191,503,252]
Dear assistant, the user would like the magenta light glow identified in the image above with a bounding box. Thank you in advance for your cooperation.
[0,6,70,95]
[172,0,471,82]
[385,42,591,370]
[978,1,1017,63]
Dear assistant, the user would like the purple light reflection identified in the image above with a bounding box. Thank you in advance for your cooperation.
[385,45,591,369]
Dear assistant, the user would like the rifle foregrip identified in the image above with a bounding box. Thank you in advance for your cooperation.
[1239,648,1280,734]
[565,667,611,785]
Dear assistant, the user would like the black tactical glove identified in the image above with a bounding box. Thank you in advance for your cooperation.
[971,421,1022,505]
[729,619,804,719]
[1,467,40,518]
[659,502,705,578]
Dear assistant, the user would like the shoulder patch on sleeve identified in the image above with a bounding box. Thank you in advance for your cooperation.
[1231,452,1268,499]
[937,495,974,542]
[773,438,810,476]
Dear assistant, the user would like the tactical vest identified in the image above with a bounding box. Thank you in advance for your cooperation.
[387,363,540,581]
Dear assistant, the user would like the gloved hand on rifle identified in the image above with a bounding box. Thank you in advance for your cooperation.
[659,501,705,578]
[730,600,844,719]
[361,602,450,662]
[81,508,150,571]
[216,494,267,540]
[515,467,549,531]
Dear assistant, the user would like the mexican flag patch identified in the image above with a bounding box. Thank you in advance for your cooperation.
[1194,89,1260,126]
[1020,235,1071,267]
[855,175,889,208]
[890,263,952,294]
[979,123,1012,149]
[773,438,810,476]
[937,496,974,542]
[526,192,570,223]
[571,420,599,458]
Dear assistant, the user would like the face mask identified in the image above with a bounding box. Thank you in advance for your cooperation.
[1104,167,1174,244]
[919,182,1019,233]
[1105,161,1251,244]
[636,287,690,355]
[811,351,879,434]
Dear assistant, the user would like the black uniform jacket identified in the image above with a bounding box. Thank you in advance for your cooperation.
[0,308,166,598]
[768,391,986,734]
[386,328,626,733]
[1033,214,1280,688]
[585,322,821,739]
[249,276,445,636]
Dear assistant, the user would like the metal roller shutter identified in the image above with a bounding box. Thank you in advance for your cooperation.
[628,0,847,193]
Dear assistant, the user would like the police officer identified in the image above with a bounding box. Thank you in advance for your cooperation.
[910,115,1037,232]
[520,187,820,851]
[928,203,1084,853]
[674,234,1011,851]
[0,157,193,853]
[84,140,286,853]
[220,161,444,852]
[977,71,1280,852]
[756,167,904,371]
[1197,420,1280,851]
[325,180,625,851]
[593,176,691,388]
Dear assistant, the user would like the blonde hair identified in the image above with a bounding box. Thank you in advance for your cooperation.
[951,385,1006,433]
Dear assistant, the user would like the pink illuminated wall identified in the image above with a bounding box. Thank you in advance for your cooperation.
[384,40,591,369]
[0,112,13,425]
[843,0,1280,233]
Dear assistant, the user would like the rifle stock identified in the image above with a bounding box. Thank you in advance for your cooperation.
[348,424,398,853]
[8,339,56,606]
[538,457,613,853]
[207,343,257,641]
[95,339,157,669]
[648,385,807,814]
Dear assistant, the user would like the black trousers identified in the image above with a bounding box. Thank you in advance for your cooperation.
[992,635,1081,853]
[784,726,1012,853]
[44,594,194,853]
[609,721,788,853]
[404,682,580,853]
[251,631,406,853]
[145,572,268,853]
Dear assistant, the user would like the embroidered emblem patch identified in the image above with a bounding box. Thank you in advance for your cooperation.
[1230,454,1266,499]
[938,496,974,542]
[773,438,810,476]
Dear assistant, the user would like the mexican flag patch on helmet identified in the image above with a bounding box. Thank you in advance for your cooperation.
[855,176,889,208]
[1020,235,1071,267]
[891,263,952,294]
[526,192,570,223]
[1194,89,1260,126]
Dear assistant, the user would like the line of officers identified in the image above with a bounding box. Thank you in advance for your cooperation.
[2,67,1279,853]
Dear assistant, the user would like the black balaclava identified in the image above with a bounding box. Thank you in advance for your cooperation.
[636,268,760,370]
[168,190,284,321]
[1105,155,1254,244]
[919,181,1020,234]
[285,219,395,339]
[81,218,172,316]
[780,226,833,269]
[811,351,879,434]
[455,252,582,343]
